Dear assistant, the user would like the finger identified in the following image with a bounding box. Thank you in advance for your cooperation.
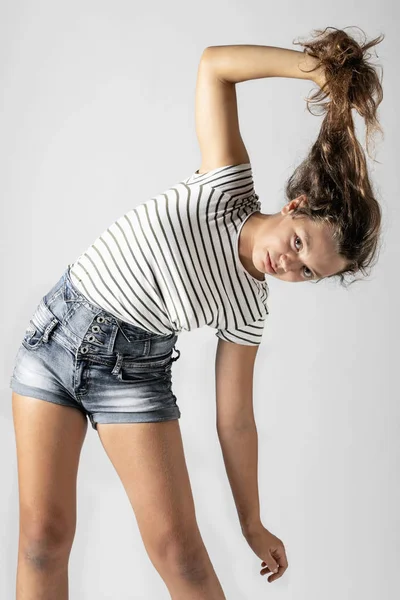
[260,563,275,575]
[275,543,289,568]
[261,559,279,572]
[277,549,289,570]
[267,565,283,583]
[260,568,279,581]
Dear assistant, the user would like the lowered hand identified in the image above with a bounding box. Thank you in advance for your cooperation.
[244,524,288,583]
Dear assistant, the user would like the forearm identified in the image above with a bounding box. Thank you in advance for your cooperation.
[217,421,262,537]
[203,44,322,85]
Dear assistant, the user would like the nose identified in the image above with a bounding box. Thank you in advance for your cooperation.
[279,253,300,274]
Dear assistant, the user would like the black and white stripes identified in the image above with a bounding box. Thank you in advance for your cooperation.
[69,163,269,345]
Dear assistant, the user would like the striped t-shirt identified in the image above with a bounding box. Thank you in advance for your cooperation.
[68,163,269,345]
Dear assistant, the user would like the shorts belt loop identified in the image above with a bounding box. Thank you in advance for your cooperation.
[43,319,58,343]
[111,352,123,375]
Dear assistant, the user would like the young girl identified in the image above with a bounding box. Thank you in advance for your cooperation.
[10,26,384,599]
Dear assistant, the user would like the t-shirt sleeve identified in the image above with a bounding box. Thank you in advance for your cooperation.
[215,316,266,346]
[189,163,255,198]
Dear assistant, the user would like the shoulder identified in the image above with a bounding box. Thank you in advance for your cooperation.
[185,163,255,198]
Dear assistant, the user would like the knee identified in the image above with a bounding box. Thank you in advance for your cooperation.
[20,510,75,569]
[155,528,209,581]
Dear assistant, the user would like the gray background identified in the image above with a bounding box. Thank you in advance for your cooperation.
[1,1,398,599]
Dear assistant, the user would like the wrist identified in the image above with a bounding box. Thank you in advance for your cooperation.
[306,58,327,89]
[241,518,263,538]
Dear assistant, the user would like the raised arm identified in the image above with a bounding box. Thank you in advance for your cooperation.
[195,44,324,175]
[202,43,324,86]
[195,49,250,174]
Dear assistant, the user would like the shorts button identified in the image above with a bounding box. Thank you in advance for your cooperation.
[81,346,89,354]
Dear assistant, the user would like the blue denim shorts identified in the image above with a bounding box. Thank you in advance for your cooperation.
[10,266,181,431]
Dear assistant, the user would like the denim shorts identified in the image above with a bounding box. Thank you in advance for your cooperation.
[9,265,181,431]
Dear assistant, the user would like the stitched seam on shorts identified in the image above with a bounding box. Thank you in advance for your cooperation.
[84,354,172,368]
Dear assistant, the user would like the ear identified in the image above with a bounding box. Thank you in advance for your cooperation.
[281,195,308,215]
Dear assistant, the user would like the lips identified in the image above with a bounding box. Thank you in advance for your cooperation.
[266,252,277,274]
[269,255,277,273]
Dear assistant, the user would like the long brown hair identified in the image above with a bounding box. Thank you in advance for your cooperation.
[285,26,384,287]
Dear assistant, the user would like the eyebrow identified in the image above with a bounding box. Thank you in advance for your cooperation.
[302,231,323,280]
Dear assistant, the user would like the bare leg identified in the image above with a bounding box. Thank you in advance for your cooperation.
[97,420,226,599]
[12,393,88,599]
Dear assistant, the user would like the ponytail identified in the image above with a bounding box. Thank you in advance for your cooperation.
[284,26,385,287]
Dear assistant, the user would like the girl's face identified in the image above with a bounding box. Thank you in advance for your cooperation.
[240,196,348,283]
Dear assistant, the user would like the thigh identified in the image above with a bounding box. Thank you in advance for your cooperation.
[97,420,200,559]
[12,392,88,541]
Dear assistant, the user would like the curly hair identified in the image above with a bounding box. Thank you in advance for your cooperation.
[285,26,384,287]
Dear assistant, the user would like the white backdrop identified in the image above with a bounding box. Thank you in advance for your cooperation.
[1,1,398,599]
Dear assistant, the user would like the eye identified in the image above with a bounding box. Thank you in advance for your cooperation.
[294,235,313,279]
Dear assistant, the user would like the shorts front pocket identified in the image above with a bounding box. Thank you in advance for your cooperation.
[22,322,41,348]
[21,302,60,351]
[112,351,172,384]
